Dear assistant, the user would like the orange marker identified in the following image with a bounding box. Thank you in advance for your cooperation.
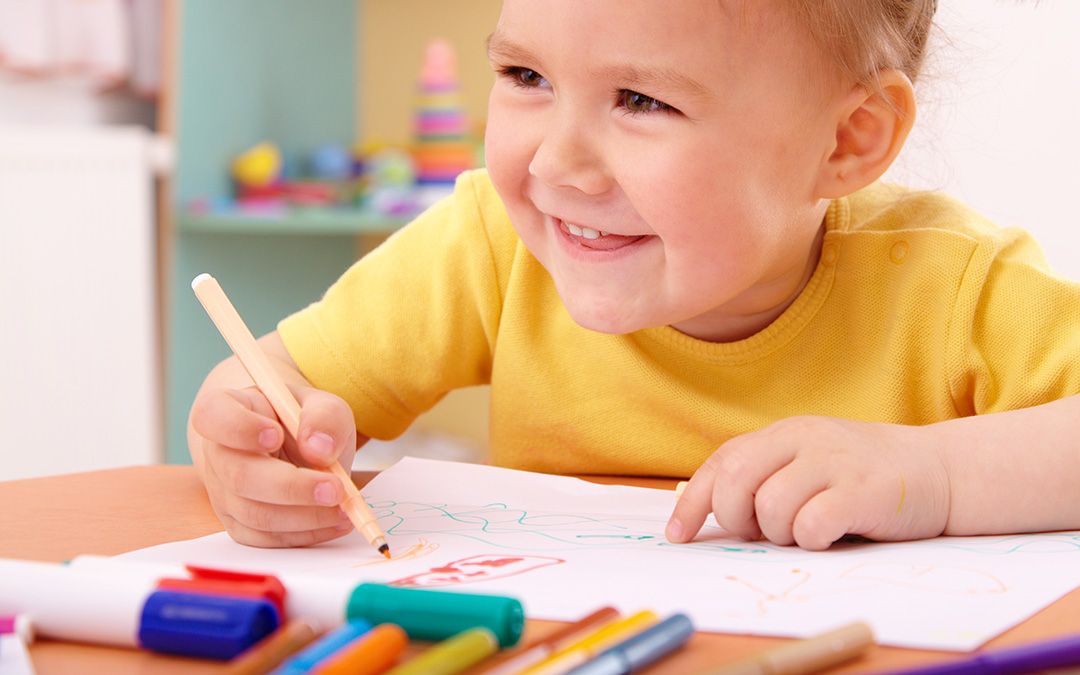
[313,623,409,675]
[223,619,318,675]
[192,273,391,558]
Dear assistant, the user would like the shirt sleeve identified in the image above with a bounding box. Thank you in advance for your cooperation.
[278,170,515,440]
[949,225,1080,415]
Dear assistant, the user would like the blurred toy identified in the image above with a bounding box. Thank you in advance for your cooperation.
[231,141,283,190]
[363,145,418,217]
[309,143,353,182]
[227,141,352,209]
[412,38,475,209]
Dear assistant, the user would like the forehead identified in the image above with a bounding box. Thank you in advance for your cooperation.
[490,0,736,60]
[489,0,823,94]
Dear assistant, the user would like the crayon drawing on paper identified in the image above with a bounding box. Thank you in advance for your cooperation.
[119,457,1080,652]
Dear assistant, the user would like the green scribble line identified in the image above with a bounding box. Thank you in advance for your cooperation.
[576,535,656,540]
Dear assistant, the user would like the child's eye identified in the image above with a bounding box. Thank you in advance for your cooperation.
[499,66,550,89]
[619,90,674,114]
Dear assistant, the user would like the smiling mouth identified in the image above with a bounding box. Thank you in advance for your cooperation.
[560,220,647,251]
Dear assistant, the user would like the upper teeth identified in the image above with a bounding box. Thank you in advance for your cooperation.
[566,222,608,239]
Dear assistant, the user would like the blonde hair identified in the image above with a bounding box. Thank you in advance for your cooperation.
[787,0,937,90]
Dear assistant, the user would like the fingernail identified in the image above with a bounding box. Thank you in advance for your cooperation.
[258,427,280,449]
[314,481,336,506]
[307,432,335,462]
[665,518,684,542]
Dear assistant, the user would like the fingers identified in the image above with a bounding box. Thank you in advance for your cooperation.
[665,469,722,544]
[191,388,283,453]
[199,447,357,548]
[293,387,358,469]
[667,437,796,544]
[219,505,354,548]
[228,524,355,548]
[791,489,858,551]
[668,417,945,551]
[210,445,345,506]
[753,462,832,547]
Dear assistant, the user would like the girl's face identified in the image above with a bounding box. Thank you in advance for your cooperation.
[485,0,844,342]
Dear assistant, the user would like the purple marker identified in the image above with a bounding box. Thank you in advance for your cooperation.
[873,633,1080,675]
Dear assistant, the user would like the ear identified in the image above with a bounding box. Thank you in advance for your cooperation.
[814,69,916,199]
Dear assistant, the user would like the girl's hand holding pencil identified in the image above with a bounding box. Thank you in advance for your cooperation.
[188,275,383,552]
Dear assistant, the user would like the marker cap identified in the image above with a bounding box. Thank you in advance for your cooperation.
[157,565,288,618]
[347,584,524,647]
[138,590,280,660]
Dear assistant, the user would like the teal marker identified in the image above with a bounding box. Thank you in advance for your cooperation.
[348,584,524,647]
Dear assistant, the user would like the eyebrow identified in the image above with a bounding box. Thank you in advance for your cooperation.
[486,30,713,104]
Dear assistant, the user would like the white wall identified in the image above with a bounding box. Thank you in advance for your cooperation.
[0,75,161,480]
[885,0,1080,280]
[0,72,155,127]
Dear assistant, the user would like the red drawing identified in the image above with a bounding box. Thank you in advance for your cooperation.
[388,554,565,588]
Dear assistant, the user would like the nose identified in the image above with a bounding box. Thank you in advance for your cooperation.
[528,113,612,196]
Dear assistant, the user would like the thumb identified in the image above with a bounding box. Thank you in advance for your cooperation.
[292,387,358,469]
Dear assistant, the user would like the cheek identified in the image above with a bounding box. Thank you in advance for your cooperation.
[617,141,740,235]
[483,98,535,192]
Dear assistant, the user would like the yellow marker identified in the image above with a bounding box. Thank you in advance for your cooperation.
[384,627,500,675]
[192,273,390,558]
[523,610,659,675]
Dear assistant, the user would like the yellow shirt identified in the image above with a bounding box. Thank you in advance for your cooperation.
[279,170,1080,478]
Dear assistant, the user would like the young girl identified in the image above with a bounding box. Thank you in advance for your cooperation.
[188,0,1080,551]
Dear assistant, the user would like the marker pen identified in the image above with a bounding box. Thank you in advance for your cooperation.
[269,619,373,675]
[563,613,695,675]
[224,619,318,675]
[526,611,660,675]
[70,555,523,645]
[0,558,278,659]
[0,614,35,675]
[313,622,408,675]
[701,622,874,675]
[191,273,391,558]
[471,607,620,675]
[384,626,501,675]
[2,557,524,648]
[0,615,33,645]
[139,589,280,660]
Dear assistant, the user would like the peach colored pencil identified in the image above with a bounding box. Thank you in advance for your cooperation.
[192,273,391,559]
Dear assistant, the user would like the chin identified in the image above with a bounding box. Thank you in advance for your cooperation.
[562,302,645,336]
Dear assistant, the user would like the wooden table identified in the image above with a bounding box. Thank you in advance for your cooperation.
[4,465,1080,674]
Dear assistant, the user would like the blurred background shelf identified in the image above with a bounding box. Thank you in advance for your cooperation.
[163,0,501,466]
[176,211,411,236]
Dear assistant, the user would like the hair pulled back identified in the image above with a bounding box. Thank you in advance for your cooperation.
[787,0,937,90]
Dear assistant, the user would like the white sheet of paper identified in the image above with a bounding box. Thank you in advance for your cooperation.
[119,457,1080,651]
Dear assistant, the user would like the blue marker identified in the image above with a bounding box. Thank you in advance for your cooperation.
[563,613,695,675]
[270,619,374,675]
[138,590,280,660]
